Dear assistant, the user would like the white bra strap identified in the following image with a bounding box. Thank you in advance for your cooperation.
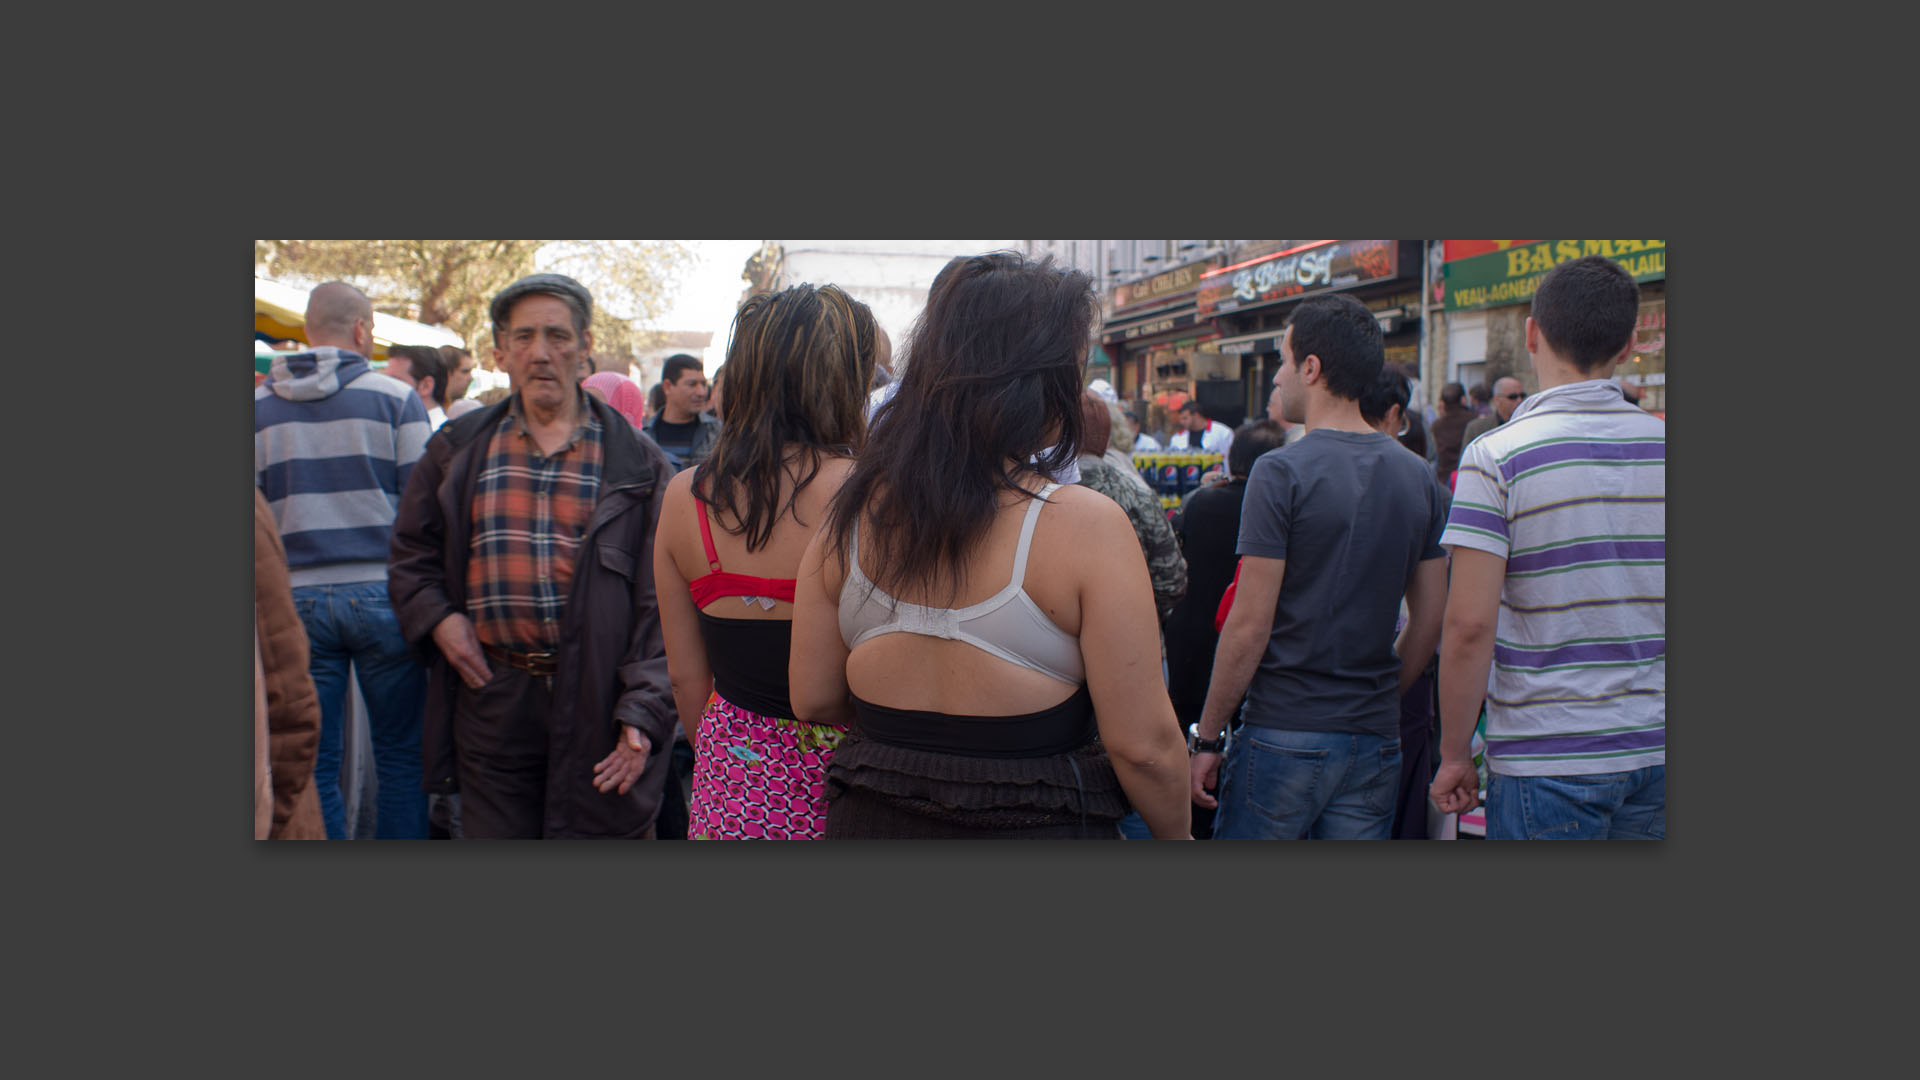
[1007,482,1058,588]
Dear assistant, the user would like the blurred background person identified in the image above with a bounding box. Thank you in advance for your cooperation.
[1430,381,1476,487]
[1075,390,1186,624]
[1123,406,1160,454]
[641,354,718,471]
[1463,376,1524,448]
[789,252,1191,839]
[386,344,450,431]
[1100,400,1155,495]
[582,370,646,428]
[653,284,878,839]
[443,346,484,420]
[1161,419,1287,838]
[1467,380,1493,418]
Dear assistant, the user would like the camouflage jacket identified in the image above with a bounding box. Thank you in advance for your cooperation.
[1076,456,1188,622]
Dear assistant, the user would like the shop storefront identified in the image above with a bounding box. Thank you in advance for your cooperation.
[1438,240,1666,416]
[1099,255,1226,437]
[1199,239,1426,420]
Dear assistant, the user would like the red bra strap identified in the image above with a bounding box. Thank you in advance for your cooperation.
[696,497,722,573]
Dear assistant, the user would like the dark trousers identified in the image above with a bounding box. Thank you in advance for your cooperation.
[450,666,659,840]
[1392,665,1438,839]
[451,665,554,839]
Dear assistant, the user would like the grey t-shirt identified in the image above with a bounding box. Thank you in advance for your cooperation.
[1235,429,1449,737]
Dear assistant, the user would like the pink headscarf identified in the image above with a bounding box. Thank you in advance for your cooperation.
[581,372,646,426]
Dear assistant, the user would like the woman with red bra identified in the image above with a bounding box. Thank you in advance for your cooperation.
[652,284,880,839]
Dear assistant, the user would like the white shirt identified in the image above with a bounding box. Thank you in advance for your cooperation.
[1172,419,1233,456]
[426,405,447,431]
[1132,432,1162,453]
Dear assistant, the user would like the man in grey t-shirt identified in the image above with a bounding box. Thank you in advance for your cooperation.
[1188,293,1450,840]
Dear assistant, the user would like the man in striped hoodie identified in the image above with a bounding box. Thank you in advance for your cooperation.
[255,282,433,840]
[1431,256,1666,839]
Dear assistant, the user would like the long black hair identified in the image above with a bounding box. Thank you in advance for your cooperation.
[693,283,877,551]
[824,252,1097,603]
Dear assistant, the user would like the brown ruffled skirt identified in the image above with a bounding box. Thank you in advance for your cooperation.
[823,734,1129,839]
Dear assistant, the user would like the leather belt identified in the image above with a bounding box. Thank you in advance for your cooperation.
[484,645,558,676]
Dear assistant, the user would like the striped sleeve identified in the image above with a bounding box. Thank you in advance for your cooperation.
[394,394,431,493]
[1441,438,1509,558]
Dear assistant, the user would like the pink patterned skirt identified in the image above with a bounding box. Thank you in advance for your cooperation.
[688,692,848,840]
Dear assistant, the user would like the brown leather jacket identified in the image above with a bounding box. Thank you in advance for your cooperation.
[255,489,326,840]
[387,393,679,838]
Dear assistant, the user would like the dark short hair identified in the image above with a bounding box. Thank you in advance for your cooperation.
[1468,381,1491,404]
[489,273,592,343]
[1177,400,1205,418]
[1229,419,1288,477]
[647,382,665,414]
[1531,255,1641,372]
[387,344,448,407]
[1358,366,1412,427]
[663,353,704,385]
[1440,382,1465,406]
[1284,293,1383,401]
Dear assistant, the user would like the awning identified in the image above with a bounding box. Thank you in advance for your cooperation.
[255,276,467,362]
[1209,308,1412,355]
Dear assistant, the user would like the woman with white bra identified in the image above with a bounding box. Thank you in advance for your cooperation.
[790,252,1192,839]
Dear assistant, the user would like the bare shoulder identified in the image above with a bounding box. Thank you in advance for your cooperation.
[1042,482,1130,530]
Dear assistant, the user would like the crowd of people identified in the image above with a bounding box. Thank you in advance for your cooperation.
[252,250,1664,841]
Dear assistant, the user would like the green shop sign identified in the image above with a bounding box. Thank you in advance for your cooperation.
[1443,240,1665,311]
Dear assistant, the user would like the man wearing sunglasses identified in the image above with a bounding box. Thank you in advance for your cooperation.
[1462,376,1525,449]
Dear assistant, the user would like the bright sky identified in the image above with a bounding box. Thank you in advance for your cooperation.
[649,239,763,367]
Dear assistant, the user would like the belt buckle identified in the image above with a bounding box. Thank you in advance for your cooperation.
[524,651,556,676]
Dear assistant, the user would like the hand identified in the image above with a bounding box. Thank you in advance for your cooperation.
[592,725,652,795]
[1190,751,1222,809]
[432,613,491,690]
[1201,467,1228,487]
[1430,759,1480,815]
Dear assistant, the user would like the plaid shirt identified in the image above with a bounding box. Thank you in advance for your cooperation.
[465,393,605,653]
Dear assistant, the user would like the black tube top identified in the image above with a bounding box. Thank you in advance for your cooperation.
[696,612,795,720]
[850,684,1095,759]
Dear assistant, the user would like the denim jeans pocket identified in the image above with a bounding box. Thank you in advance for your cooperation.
[1365,742,1403,816]
[1244,738,1326,828]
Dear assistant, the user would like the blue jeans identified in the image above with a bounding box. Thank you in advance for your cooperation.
[293,581,429,840]
[1211,726,1401,840]
[1486,765,1665,840]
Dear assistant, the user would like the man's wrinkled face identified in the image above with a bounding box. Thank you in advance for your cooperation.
[499,295,589,414]
[664,368,708,417]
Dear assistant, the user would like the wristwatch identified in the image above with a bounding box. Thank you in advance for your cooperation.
[1187,722,1227,755]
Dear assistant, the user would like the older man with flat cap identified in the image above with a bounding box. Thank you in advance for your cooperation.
[388,273,680,838]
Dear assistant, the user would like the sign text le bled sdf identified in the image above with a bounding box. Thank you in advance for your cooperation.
[1233,245,1335,302]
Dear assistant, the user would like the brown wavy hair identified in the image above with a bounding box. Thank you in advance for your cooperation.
[825,252,1097,603]
[693,283,877,551]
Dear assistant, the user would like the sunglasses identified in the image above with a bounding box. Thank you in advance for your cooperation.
[1498,391,1525,401]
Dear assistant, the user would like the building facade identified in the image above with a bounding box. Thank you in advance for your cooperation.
[742,240,1018,361]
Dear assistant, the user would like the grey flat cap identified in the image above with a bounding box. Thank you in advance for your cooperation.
[489,273,593,332]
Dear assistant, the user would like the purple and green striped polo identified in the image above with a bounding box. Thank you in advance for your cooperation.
[1440,379,1665,777]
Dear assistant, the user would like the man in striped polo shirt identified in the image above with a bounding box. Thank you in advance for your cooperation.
[255,282,433,839]
[1431,256,1665,839]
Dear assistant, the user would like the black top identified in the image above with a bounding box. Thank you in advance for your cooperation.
[696,613,795,719]
[1164,478,1250,720]
[651,417,701,464]
[851,685,1095,759]
[1235,431,1449,737]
